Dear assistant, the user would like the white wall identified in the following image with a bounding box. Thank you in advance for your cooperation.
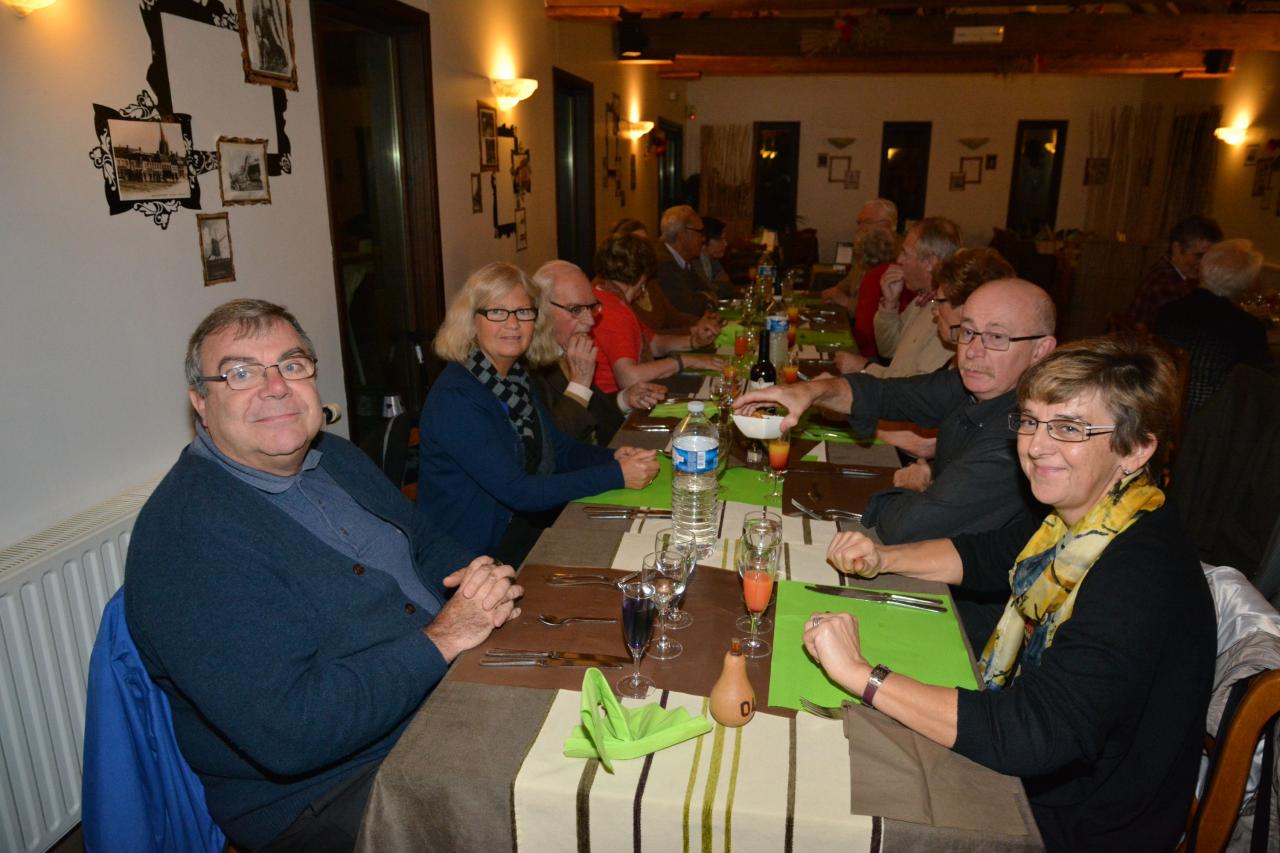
[685,74,1148,259]
[0,0,668,549]
[0,1,342,547]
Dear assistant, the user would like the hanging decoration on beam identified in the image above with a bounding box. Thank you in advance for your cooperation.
[801,15,889,56]
[958,137,990,150]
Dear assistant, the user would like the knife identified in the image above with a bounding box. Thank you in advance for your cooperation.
[484,649,630,665]
[479,657,624,669]
[804,584,947,613]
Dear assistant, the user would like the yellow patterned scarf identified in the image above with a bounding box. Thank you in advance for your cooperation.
[978,471,1165,690]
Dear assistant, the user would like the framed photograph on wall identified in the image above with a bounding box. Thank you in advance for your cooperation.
[949,171,966,191]
[470,173,483,213]
[515,208,528,251]
[843,169,860,190]
[960,156,983,185]
[478,102,498,172]
[236,0,298,90]
[89,100,202,229]
[985,154,997,170]
[217,137,271,205]
[1245,145,1260,167]
[197,212,235,286]
[828,156,851,183]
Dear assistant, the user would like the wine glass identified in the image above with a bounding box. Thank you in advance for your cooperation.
[617,578,657,699]
[780,350,800,385]
[767,432,791,498]
[738,511,781,632]
[652,527,696,629]
[736,541,778,659]
[643,551,687,660]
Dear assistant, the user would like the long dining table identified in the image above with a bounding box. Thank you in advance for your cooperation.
[355,305,1043,852]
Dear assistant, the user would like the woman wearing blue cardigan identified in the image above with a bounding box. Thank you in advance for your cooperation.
[418,262,660,564]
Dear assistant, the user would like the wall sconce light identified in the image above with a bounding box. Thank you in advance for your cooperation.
[620,120,654,140]
[490,78,538,111]
[5,0,56,16]
[1214,126,1250,146]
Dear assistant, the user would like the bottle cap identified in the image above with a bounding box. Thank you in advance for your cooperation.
[688,401,705,413]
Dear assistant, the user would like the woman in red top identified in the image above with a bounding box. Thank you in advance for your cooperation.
[591,234,723,394]
[849,226,908,360]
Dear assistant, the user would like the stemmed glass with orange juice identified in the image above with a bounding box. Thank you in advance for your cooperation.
[766,431,790,498]
[780,351,800,385]
[736,541,779,659]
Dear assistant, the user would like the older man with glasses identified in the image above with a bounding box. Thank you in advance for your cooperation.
[124,298,523,852]
[656,204,720,317]
[529,260,666,445]
[738,277,1057,546]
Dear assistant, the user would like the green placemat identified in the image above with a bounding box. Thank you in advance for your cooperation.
[718,307,743,322]
[791,293,824,307]
[573,457,780,509]
[714,321,745,350]
[767,580,977,711]
[797,328,853,347]
[650,402,719,419]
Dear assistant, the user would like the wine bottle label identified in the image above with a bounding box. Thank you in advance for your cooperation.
[747,379,774,391]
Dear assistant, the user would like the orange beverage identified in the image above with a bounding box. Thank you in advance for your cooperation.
[767,437,790,471]
[742,570,774,613]
[786,326,797,348]
[734,332,748,358]
[787,305,800,324]
[780,364,799,384]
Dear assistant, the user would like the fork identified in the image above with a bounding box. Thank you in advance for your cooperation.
[790,497,863,523]
[799,696,845,719]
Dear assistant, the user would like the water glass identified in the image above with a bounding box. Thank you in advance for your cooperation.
[652,527,696,629]
[643,551,687,660]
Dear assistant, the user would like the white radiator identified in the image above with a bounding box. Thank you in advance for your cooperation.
[0,483,155,853]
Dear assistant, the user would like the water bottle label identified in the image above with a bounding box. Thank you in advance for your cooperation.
[673,444,718,473]
[766,315,788,333]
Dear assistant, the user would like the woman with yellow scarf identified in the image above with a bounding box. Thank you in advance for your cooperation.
[809,337,1216,851]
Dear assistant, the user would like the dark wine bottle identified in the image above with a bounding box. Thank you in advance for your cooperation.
[748,322,776,390]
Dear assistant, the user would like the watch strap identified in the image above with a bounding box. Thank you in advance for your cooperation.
[862,663,891,709]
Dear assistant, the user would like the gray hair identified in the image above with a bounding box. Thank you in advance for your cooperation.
[186,299,315,397]
[1199,239,1262,300]
[434,262,560,366]
[853,226,899,269]
[659,205,698,244]
[911,217,962,264]
[531,260,586,301]
[863,198,899,229]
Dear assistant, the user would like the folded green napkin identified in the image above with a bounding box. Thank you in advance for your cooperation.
[564,668,712,771]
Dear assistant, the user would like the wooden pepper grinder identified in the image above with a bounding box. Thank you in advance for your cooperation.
[710,639,756,727]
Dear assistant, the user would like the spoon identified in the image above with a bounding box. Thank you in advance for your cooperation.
[538,614,618,626]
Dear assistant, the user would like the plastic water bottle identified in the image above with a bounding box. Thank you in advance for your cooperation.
[671,401,719,558]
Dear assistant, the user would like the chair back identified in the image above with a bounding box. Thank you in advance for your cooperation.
[82,590,226,853]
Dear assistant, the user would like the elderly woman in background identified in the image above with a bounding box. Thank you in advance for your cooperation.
[843,226,903,363]
[591,234,723,394]
[419,262,659,564]
[931,248,1016,351]
[1155,237,1272,415]
[807,336,1215,851]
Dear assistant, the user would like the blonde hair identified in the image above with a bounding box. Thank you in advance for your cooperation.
[433,262,559,366]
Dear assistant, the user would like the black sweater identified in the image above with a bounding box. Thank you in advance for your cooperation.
[950,503,1216,851]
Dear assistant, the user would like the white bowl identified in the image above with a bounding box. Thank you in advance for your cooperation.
[732,412,785,440]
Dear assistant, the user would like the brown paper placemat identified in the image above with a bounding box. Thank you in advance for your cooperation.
[782,466,895,517]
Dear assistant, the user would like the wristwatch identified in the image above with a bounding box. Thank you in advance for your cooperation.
[862,663,892,709]
[672,353,685,372]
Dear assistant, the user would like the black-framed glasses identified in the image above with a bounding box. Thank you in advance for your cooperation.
[549,300,603,318]
[1008,413,1116,442]
[199,356,317,391]
[949,325,1046,351]
[475,307,538,323]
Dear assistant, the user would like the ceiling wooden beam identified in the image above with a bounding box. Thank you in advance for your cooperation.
[630,13,1279,55]
[656,50,1212,74]
[545,0,1235,16]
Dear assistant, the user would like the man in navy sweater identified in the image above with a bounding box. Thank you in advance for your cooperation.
[125,299,522,852]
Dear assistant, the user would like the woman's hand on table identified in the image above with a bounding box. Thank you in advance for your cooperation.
[683,353,725,372]
[564,333,598,386]
[803,612,871,696]
[893,459,933,493]
[691,316,720,348]
[827,531,884,578]
[620,382,666,411]
[617,448,660,488]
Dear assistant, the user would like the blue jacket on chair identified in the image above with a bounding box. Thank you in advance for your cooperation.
[83,589,225,853]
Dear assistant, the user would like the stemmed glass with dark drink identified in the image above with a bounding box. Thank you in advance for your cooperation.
[617,578,657,699]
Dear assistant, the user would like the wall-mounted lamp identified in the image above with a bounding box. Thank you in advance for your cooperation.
[620,120,654,140]
[490,78,538,111]
[5,0,56,16]
[1214,126,1250,146]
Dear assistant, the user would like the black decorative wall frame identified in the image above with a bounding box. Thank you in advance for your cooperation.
[491,124,519,239]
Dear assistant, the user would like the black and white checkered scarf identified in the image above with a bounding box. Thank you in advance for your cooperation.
[464,348,537,445]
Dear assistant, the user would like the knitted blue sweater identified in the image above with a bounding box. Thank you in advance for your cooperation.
[125,432,475,849]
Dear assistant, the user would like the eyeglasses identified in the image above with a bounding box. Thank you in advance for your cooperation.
[684,226,705,236]
[549,300,603,318]
[930,295,950,305]
[475,307,538,322]
[949,325,1047,351]
[199,356,317,391]
[1008,413,1116,442]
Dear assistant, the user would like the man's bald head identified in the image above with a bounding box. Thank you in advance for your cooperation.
[955,278,1058,401]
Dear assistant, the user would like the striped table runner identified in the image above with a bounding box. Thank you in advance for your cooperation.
[512,689,875,853]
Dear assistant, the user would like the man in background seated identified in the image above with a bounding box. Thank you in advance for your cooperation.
[126,299,522,853]
[693,216,735,299]
[834,217,963,380]
[1156,238,1272,415]
[1129,214,1222,329]
[738,278,1056,546]
[530,260,665,445]
[821,197,899,310]
[656,204,719,316]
